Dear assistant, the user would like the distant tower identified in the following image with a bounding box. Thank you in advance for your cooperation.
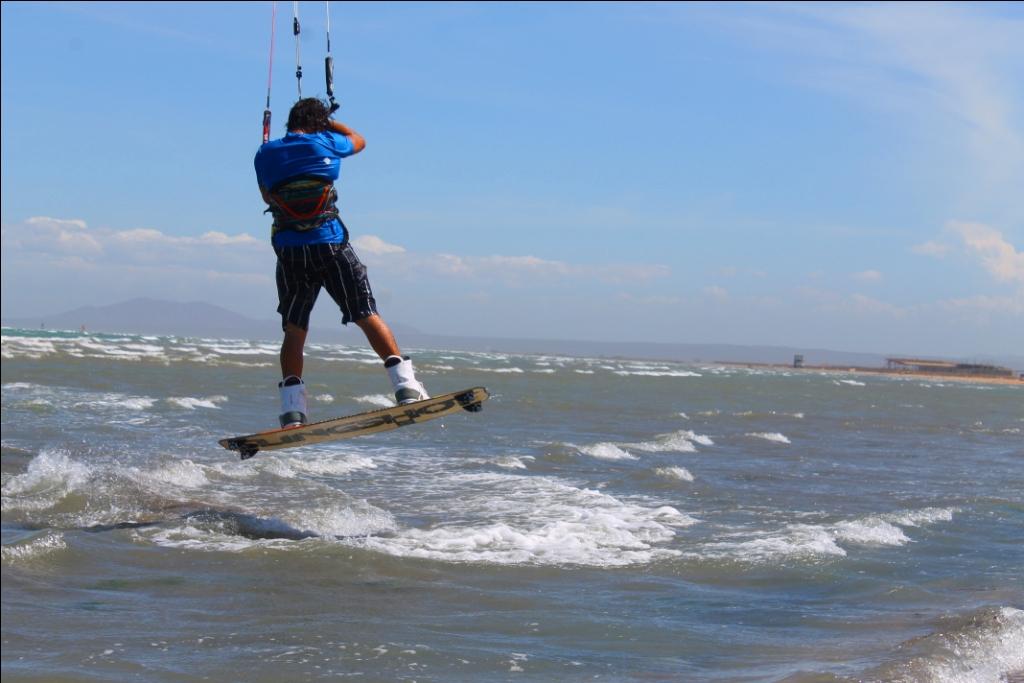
[793,354,804,368]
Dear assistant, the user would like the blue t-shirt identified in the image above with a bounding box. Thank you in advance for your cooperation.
[254,131,356,247]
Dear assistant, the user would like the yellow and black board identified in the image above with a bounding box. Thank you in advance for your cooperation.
[219,386,489,460]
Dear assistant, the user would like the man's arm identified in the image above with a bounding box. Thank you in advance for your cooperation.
[328,120,366,154]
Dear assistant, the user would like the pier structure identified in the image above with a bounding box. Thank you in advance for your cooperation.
[885,358,1015,379]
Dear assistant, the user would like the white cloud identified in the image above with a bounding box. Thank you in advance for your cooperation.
[615,292,683,307]
[702,285,729,302]
[26,216,88,231]
[713,4,1024,206]
[110,228,260,248]
[853,270,883,283]
[1,216,671,321]
[948,220,1024,284]
[1,217,273,317]
[352,234,406,255]
[912,240,951,258]
[799,287,907,318]
[939,294,1024,316]
[848,293,904,317]
[356,239,670,285]
[5,216,262,261]
[4,216,102,254]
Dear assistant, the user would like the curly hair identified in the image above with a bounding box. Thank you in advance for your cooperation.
[286,98,331,133]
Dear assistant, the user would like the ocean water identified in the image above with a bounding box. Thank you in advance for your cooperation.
[2,327,1022,682]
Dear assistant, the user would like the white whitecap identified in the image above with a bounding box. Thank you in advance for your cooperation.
[121,397,158,410]
[884,507,957,527]
[354,394,395,408]
[285,502,397,538]
[1,532,68,564]
[1,450,93,511]
[129,459,211,490]
[495,456,533,470]
[167,396,227,410]
[832,518,910,546]
[73,392,157,412]
[901,607,1024,683]
[359,473,697,567]
[655,466,695,482]
[629,430,711,453]
[747,432,791,444]
[280,454,377,477]
[577,443,637,461]
[613,370,702,378]
[701,524,847,563]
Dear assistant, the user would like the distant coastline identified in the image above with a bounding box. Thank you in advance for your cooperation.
[718,361,1024,386]
[4,297,1023,375]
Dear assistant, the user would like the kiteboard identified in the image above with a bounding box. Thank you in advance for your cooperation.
[219,386,489,460]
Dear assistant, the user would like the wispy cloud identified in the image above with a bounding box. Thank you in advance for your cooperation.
[938,293,1024,316]
[911,219,1024,313]
[1,218,672,319]
[702,285,729,302]
[354,234,670,285]
[912,240,951,258]
[853,270,883,283]
[352,235,406,255]
[798,287,907,318]
[1,217,273,315]
[711,3,1024,202]
[948,220,1024,284]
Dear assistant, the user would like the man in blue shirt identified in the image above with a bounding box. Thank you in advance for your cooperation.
[255,98,428,427]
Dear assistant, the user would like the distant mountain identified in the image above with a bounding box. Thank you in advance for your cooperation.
[4,298,1021,371]
[4,298,274,339]
[1,298,417,344]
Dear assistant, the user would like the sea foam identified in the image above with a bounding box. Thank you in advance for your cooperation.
[832,518,910,546]
[865,606,1024,683]
[746,432,791,444]
[655,466,695,482]
[355,394,395,408]
[577,443,637,461]
[1,450,93,512]
[166,396,227,410]
[628,430,713,453]
[700,524,848,563]
[1,532,68,564]
[360,473,697,567]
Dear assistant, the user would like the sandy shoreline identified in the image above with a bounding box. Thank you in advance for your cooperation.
[720,363,1024,387]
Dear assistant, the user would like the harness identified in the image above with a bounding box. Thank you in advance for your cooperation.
[266,176,340,235]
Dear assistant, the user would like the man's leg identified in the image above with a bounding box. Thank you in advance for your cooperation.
[354,314,400,361]
[280,323,308,379]
[322,243,427,403]
[355,314,429,404]
[277,323,309,427]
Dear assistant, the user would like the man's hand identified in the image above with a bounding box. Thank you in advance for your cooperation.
[329,120,366,154]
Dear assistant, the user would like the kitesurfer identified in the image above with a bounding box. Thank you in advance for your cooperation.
[254,97,428,427]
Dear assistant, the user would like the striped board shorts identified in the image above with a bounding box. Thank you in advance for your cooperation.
[274,242,378,330]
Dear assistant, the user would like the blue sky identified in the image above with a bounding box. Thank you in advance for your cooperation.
[2,1,1022,357]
